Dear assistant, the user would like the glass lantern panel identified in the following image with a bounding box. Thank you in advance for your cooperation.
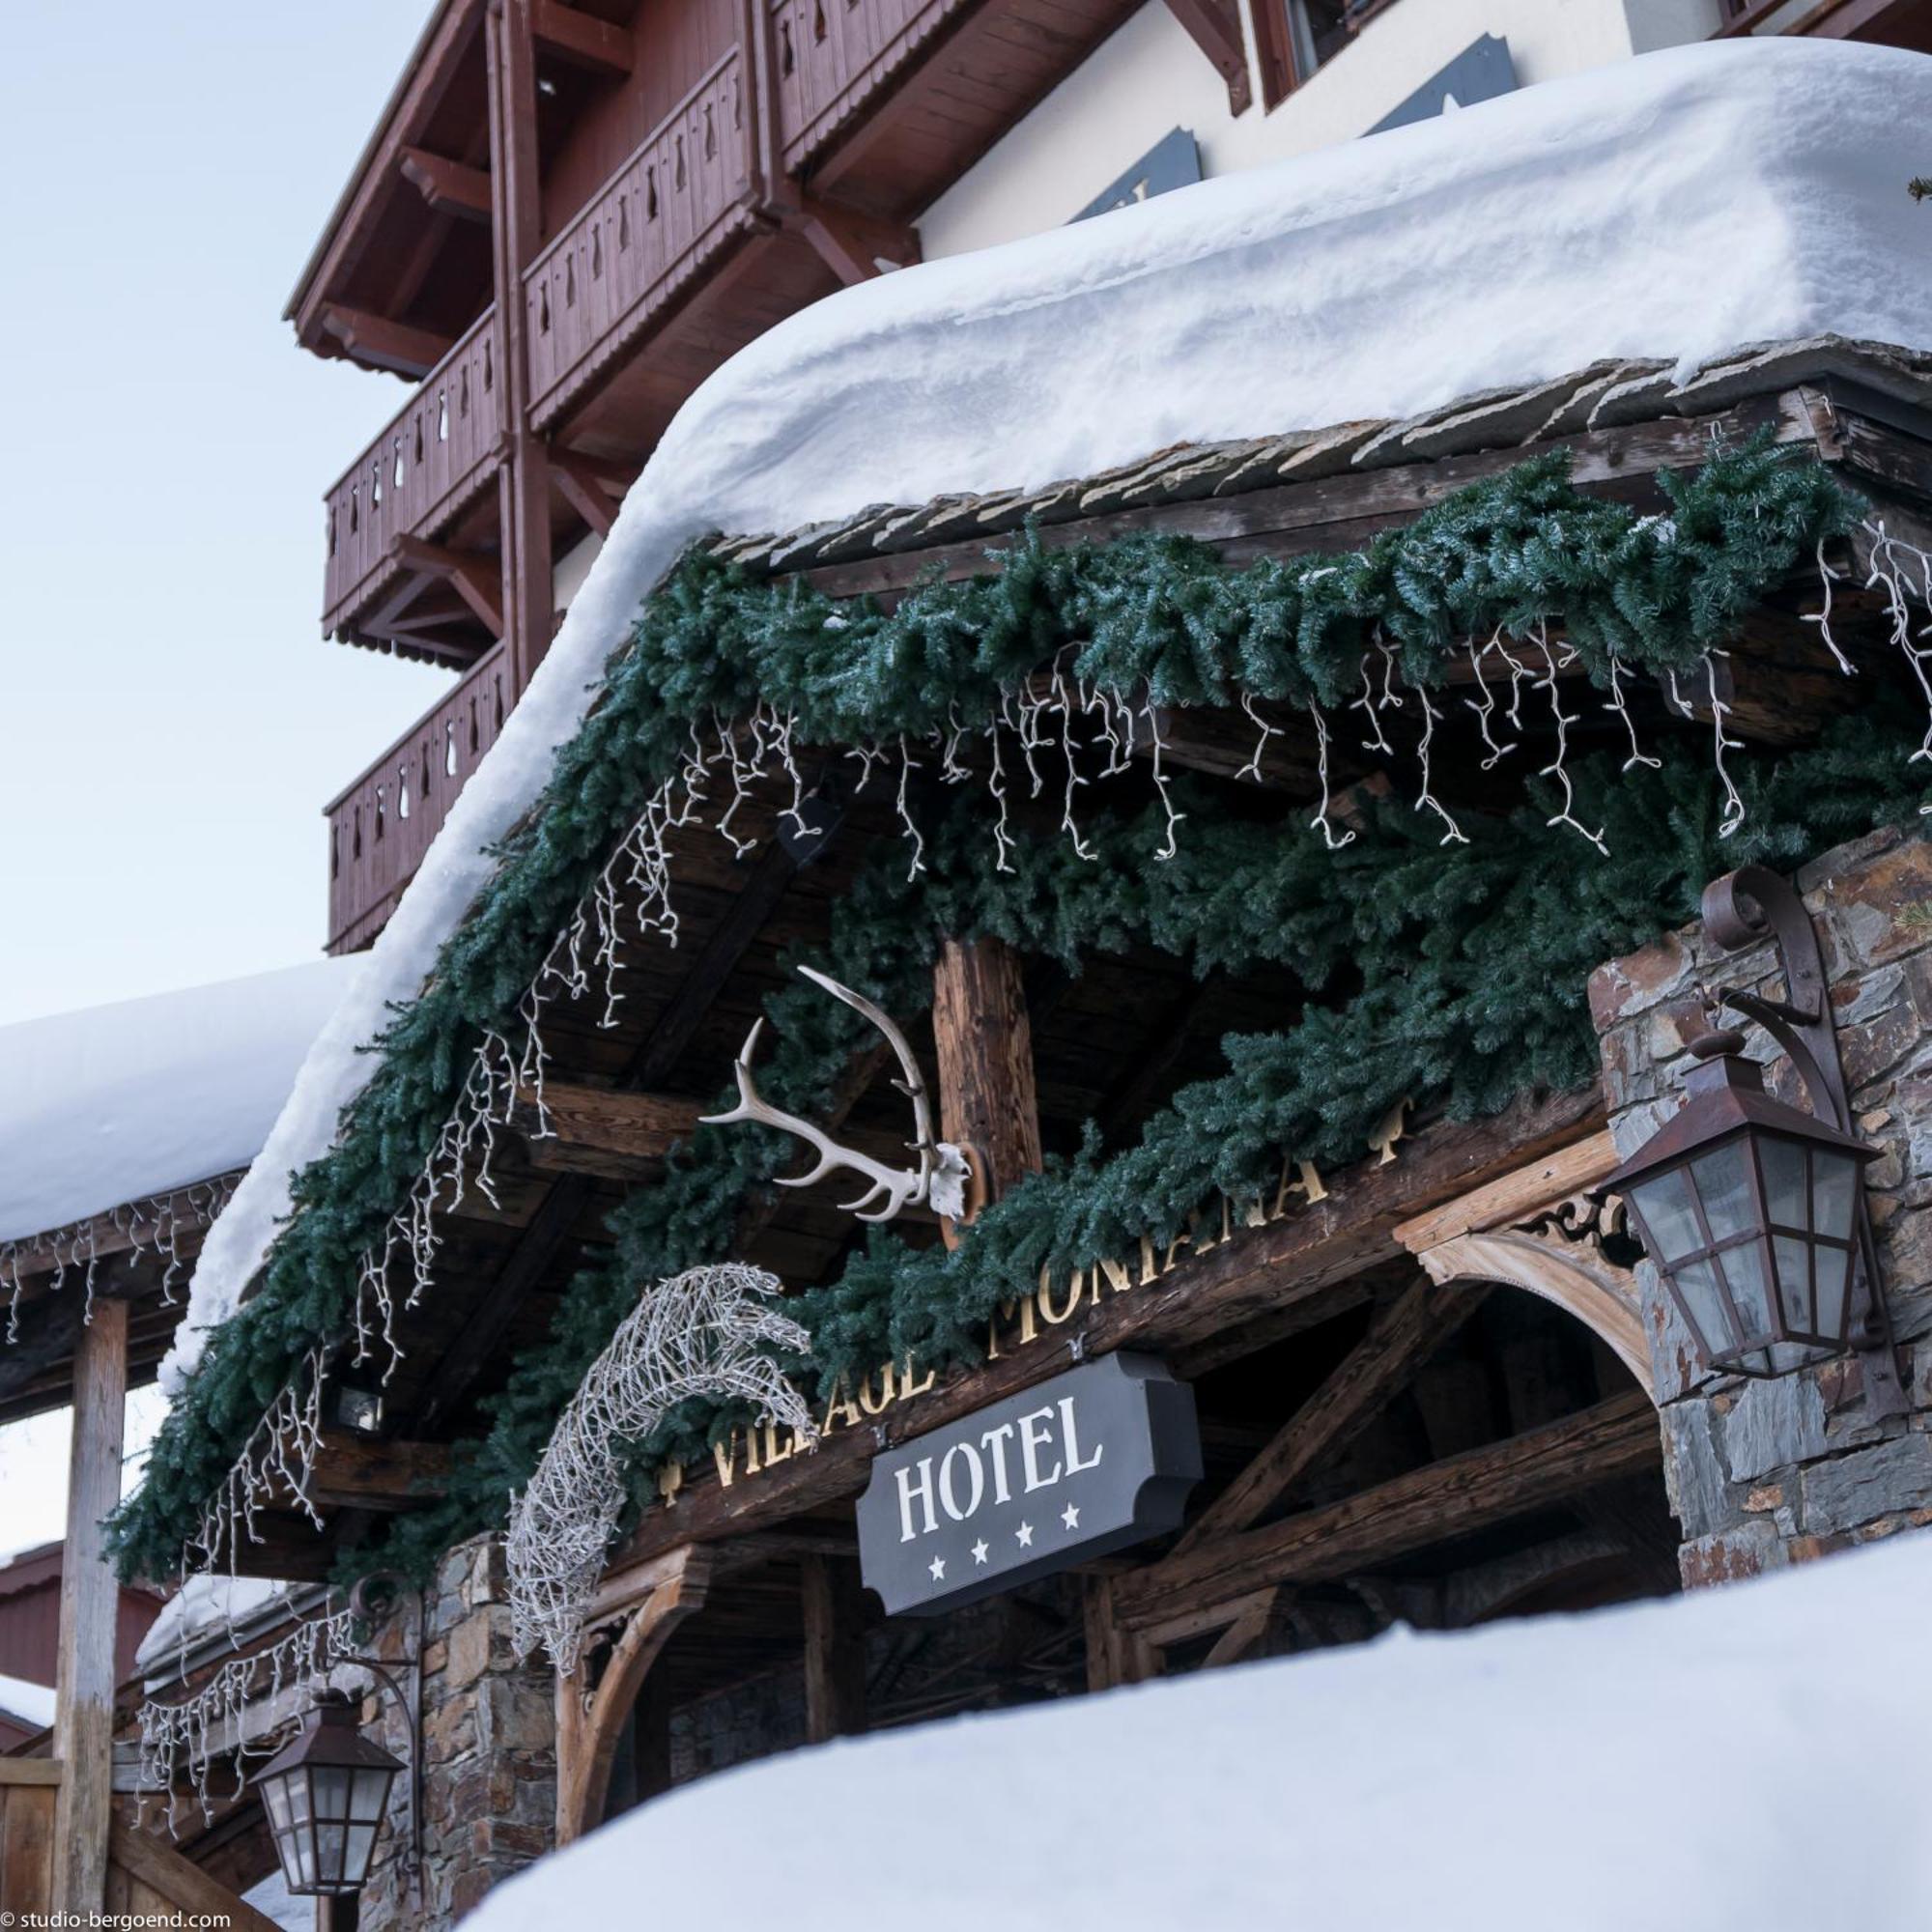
[1718,1239,1776,1341]
[1773,1235,1814,1336]
[286,1775,312,1826]
[289,1826,316,1889]
[1811,1150,1860,1243]
[345,1824,381,1883]
[261,1776,292,1832]
[1813,1244,1853,1343]
[317,1823,347,1886]
[351,1766,393,1822]
[1690,1142,1756,1244]
[312,1766,352,1822]
[1758,1137,1808,1230]
[1629,1168,1706,1264]
[1669,1258,1735,1354]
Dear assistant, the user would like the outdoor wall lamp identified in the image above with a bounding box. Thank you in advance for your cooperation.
[257,1575,424,1901]
[1604,866,1905,1411]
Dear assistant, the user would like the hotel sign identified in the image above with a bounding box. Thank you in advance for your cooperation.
[856,1352,1202,1616]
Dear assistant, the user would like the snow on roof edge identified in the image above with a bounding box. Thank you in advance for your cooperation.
[166,37,1932,1396]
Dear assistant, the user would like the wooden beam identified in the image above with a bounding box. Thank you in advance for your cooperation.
[1098,971,1220,1142]
[511,1082,707,1179]
[390,534,505,638]
[107,1821,281,1932]
[932,936,1042,1207]
[1161,0,1251,114]
[1128,703,1323,795]
[1117,1390,1662,1632]
[302,1433,452,1513]
[1170,1278,1486,1557]
[553,449,622,537]
[53,1297,127,1917]
[792,196,921,286]
[532,0,634,73]
[399,145,492,223]
[801,1552,867,1743]
[319,304,454,379]
[609,1085,1605,1568]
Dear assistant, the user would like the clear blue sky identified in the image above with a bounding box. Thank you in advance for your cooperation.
[0,1,455,1028]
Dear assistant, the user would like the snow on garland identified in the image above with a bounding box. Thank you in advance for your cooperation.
[2,1175,238,1340]
[505,1264,816,1677]
[108,444,1932,1588]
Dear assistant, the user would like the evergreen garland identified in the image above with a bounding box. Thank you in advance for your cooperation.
[104,440,1893,1583]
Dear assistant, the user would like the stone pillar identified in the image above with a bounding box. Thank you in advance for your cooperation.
[356,1533,558,1931]
[1591,824,1932,1585]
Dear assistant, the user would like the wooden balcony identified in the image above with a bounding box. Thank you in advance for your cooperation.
[325,640,511,952]
[526,48,760,431]
[322,307,505,650]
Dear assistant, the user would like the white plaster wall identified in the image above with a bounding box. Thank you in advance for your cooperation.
[918,0,1727,259]
[553,527,604,620]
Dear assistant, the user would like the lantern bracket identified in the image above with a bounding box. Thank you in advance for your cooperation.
[334,1571,425,1895]
[1698,866,1906,1415]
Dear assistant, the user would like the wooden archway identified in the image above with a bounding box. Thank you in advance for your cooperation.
[554,1546,712,1847]
[1394,1130,1655,1403]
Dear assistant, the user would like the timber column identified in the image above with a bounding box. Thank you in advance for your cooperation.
[51,1297,128,1916]
[486,0,554,696]
[932,936,1043,1205]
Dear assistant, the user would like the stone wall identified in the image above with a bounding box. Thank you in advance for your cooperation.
[355,1533,557,1930]
[1590,822,1932,1584]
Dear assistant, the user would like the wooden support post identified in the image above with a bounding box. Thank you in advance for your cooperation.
[52,1297,128,1918]
[932,936,1042,1206]
[800,1553,867,1743]
[486,0,554,696]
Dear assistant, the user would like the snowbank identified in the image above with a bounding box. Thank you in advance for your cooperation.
[0,1669,56,1732]
[174,37,1932,1388]
[469,1531,1932,1932]
[0,959,357,1243]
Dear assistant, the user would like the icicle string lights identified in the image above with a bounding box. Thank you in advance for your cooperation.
[506,1264,815,1676]
[136,1599,359,1834]
[2,1177,239,1343]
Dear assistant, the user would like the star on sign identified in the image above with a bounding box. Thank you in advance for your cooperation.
[971,1540,990,1565]
[1015,1521,1035,1548]
[1062,1502,1081,1531]
[929,1555,946,1581]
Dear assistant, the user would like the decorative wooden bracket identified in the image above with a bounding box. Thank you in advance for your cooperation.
[555,1545,712,1845]
[319,304,455,380]
[1394,1130,1653,1398]
[1161,0,1251,115]
[399,146,492,223]
[552,448,632,538]
[389,534,505,638]
[789,195,922,286]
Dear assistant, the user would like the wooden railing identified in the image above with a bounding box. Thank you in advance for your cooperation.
[323,307,506,636]
[770,0,968,172]
[326,639,511,953]
[525,48,756,428]
[0,1762,276,1928]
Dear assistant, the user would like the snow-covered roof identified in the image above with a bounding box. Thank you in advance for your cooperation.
[469,1531,1932,1932]
[0,1669,56,1733]
[0,959,357,1245]
[172,37,1932,1390]
[135,1573,299,1676]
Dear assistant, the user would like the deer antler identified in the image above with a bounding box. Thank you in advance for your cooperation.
[701,966,971,1223]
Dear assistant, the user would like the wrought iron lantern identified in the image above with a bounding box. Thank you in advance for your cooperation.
[1603,866,1903,1408]
[257,1689,403,1896]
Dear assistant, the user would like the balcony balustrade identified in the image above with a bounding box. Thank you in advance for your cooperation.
[325,640,511,953]
[525,49,757,429]
[322,309,506,641]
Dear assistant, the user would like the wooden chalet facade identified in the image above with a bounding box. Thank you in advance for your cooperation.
[123,311,1932,1927]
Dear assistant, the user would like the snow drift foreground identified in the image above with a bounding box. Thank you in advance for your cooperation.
[469,1533,1932,1932]
[172,37,1932,1385]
